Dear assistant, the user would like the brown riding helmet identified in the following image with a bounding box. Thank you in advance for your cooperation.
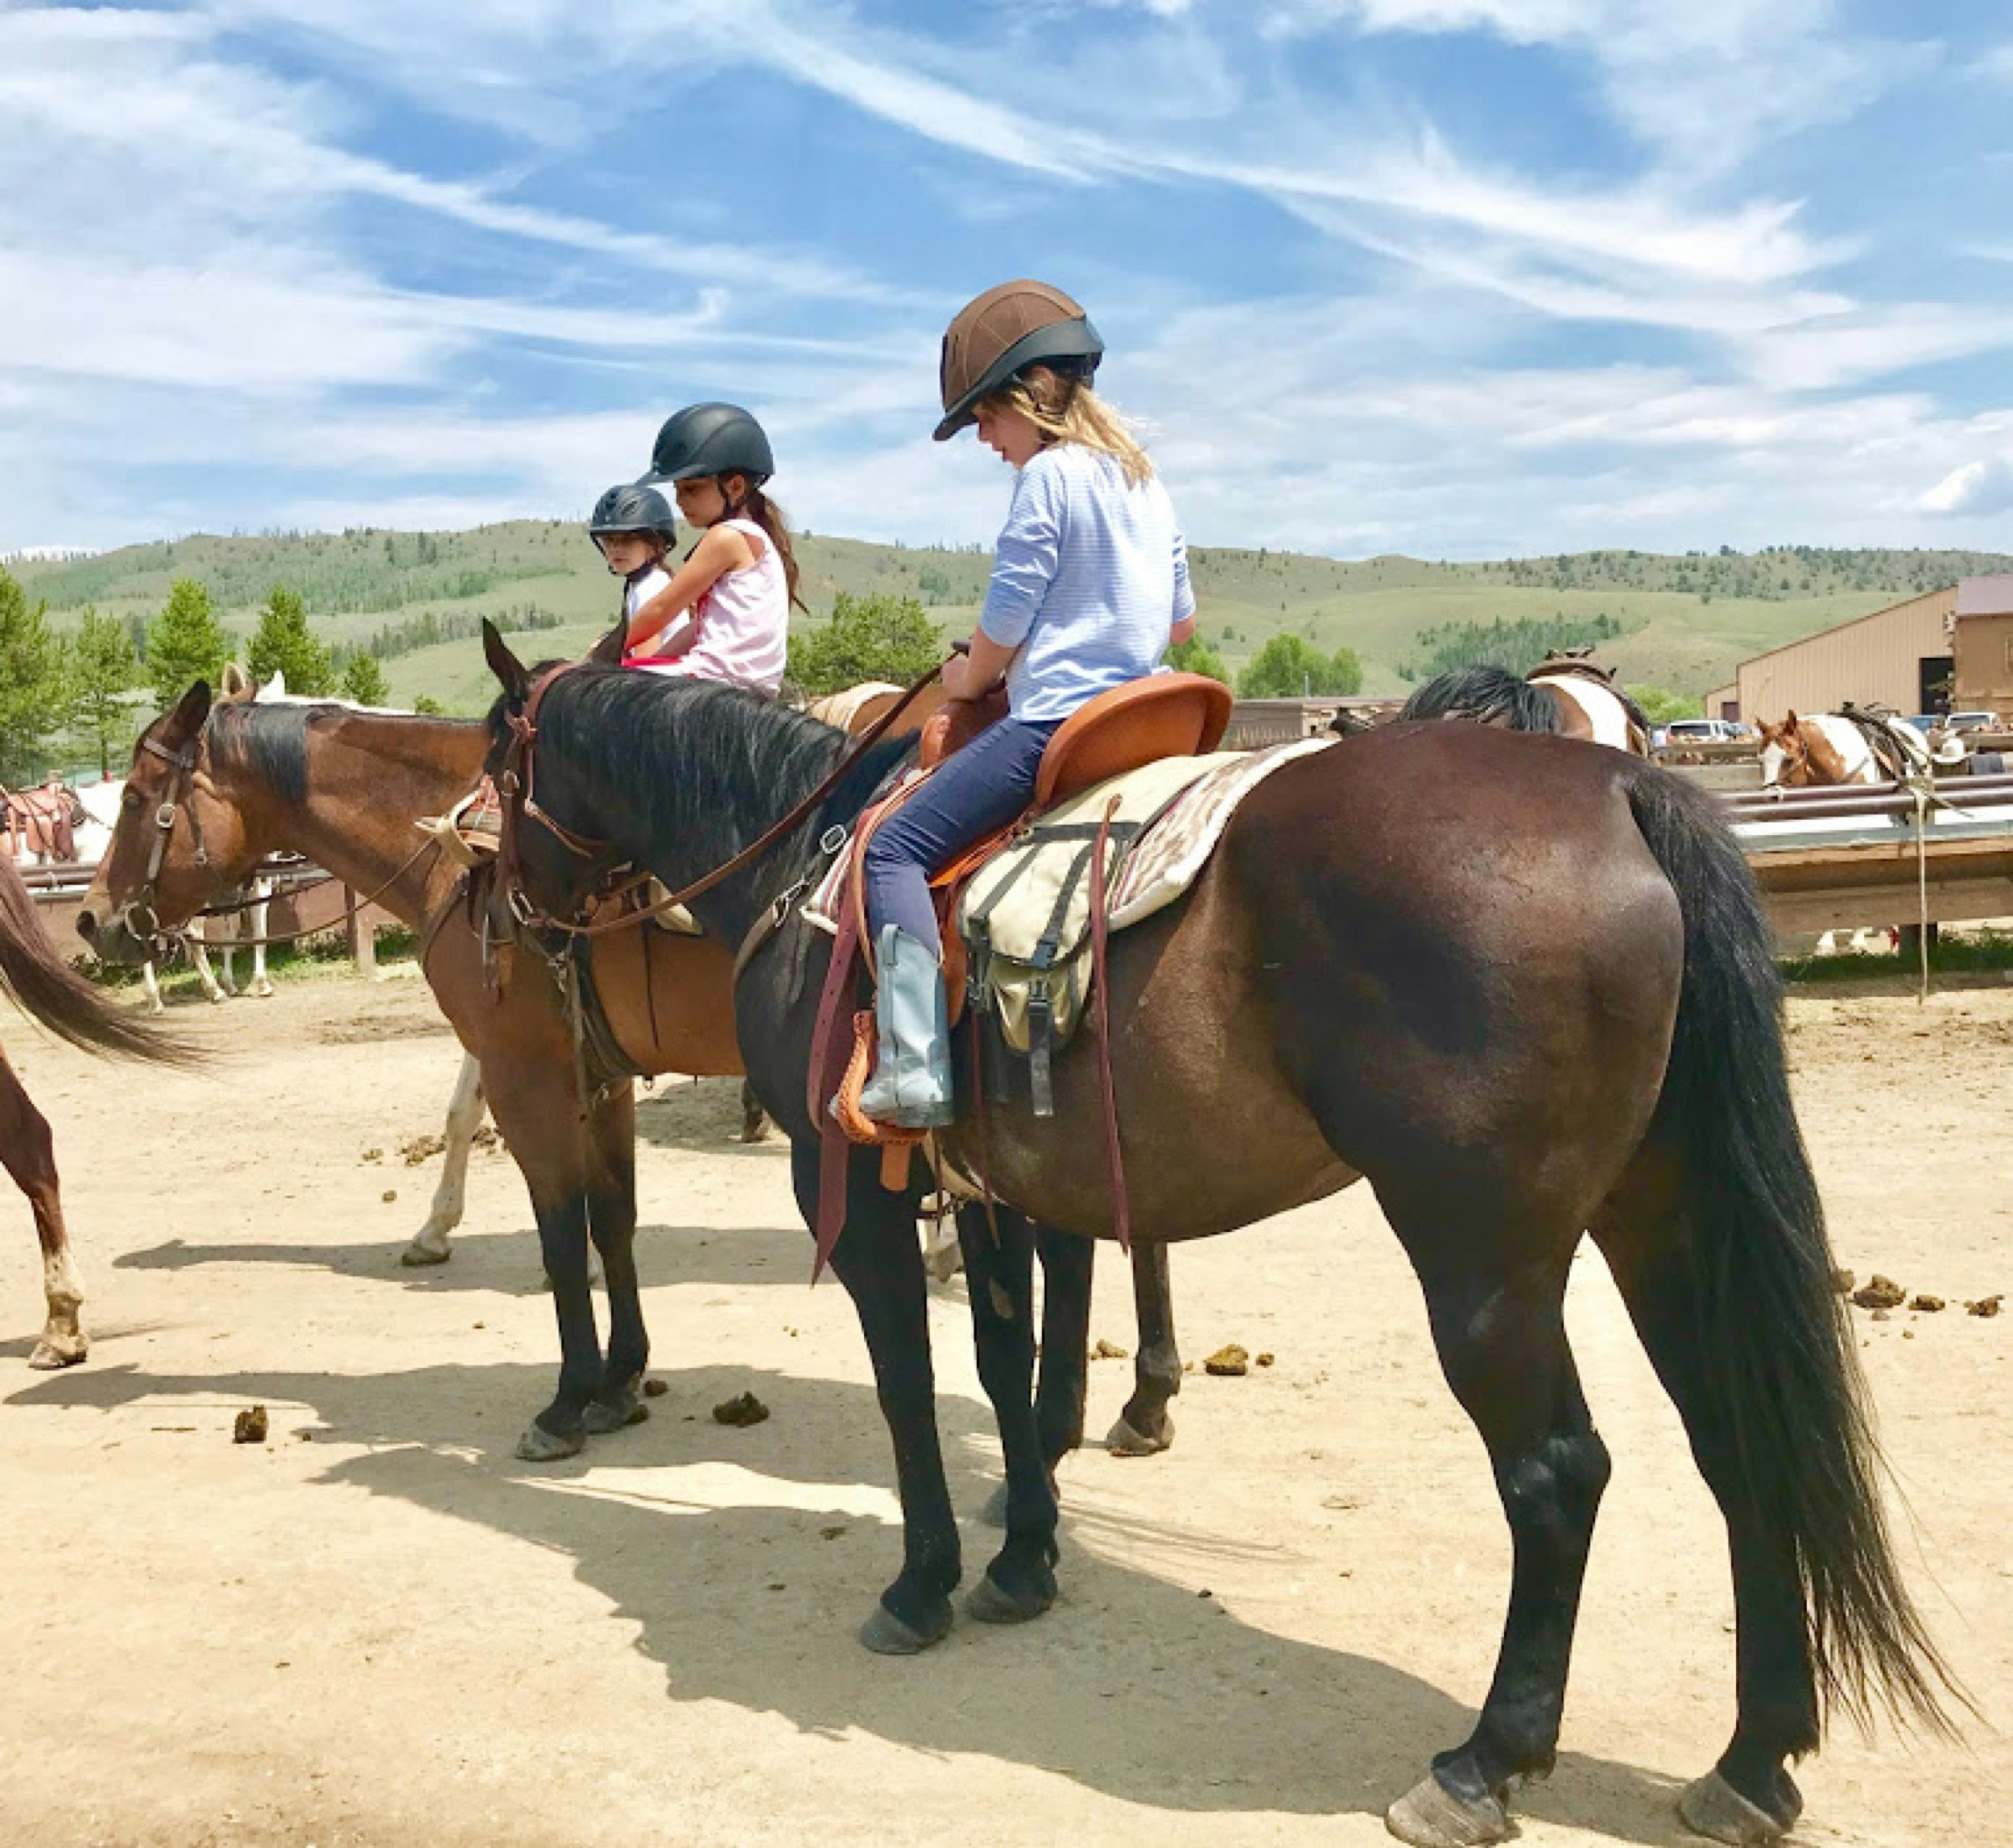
[935,279,1104,441]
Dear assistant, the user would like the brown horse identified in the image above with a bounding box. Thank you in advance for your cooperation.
[74,683,1179,1475]
[481,642,1957,1848]
[1,850,193,1366]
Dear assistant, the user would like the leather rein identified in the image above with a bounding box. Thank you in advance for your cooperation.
[494,659,946,942]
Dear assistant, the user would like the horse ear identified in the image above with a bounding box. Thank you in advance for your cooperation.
[168,680,213,738]
[219,662,252,701]
[1784,709,1799,730]
[483,620,531,704]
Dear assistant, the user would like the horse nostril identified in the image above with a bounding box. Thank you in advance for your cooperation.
[75,907,98,941]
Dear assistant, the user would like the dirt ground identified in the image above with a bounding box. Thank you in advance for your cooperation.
[1,966,2007,1848]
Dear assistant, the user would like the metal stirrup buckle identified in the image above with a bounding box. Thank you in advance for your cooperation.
[155,804,177,832]
[820,824,849,858]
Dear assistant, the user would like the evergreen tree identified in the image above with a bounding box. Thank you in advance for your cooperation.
[147,577,229,705]
[0,568,70,783]
[247,584,333,694]
[67,606,140,777]
[341,651,390,705]
[785,591,943,697]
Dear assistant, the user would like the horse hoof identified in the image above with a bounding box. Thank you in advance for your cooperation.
[1106,1412,1172,1457]
[965,1567,1055,1626]
[399,1240,452,1267]
[1384,1773,1511,1848]
[1678,1772,1791,1846]
[253,984,275,998]
[28,1336,88,1370]
[514,1421,585,1463]
[858,1600,951,1656]
[584,1395,648,1435]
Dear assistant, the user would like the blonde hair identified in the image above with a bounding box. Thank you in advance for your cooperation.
[981,367,1155,486]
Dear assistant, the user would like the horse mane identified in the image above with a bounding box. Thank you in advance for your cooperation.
[1400,664,1566,734]
[499,667,913,886]
[207,701,319,804]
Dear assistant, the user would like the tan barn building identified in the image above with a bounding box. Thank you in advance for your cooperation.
[1726,585,1955,722]
[1706,682,1737,721]
[1953,575,2013,714]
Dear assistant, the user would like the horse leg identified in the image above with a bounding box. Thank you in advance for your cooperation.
[484,1069,604,1462]
[0,1047,86,1370]
[249,887,274,996]
[189,936,227,1005]
[1110,1240,1180,1456]
[403,1052,484,1267]
[218,939,240,998]
[738,1078,769,1143]
[791,1140,961,1653]
[1594,1173,1817,1842]
[1380,1211,1610,1848]
[956,1202,1060,1625]
[981,1221,1089,1530]
[139,960,164,1017]
[581,1084,648,1435]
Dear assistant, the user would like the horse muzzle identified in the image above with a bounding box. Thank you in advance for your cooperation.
[75,902,164,968]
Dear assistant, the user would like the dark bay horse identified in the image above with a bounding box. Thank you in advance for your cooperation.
[74,684,1176,1472]
[1,850,194,1366]
[481,641,1957,1848]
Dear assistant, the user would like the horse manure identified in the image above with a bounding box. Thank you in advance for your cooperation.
[1851,1275,1906,1310]
[1831,1267,1855,1295]
[820,1525,846,1540]
[1968,1294,2003,1318]
[360,1147,383,1164]
[643,1378,670,1398]
[400,1133,447,1165]
[1256,1352,1276,1367]
[233,1406,268,1445]
[1091,1337,1129,1361]
[1204,1343,1250,1376]
[381,1189,397,1204]
[1910,1294,1945,1313]
[712,1391,771,1428]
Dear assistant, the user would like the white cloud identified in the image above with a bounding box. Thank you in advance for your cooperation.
[1920,457,2013,519]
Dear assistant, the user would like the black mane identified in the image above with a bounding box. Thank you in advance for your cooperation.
[1400,664,1566,734]
[207,701,321,804]
[492,667,913,897]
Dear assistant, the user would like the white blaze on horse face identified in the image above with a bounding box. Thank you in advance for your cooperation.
[1543,677,1636,752]
[1759,740,1788,788]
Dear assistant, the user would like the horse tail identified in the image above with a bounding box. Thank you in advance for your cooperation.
[1625,765,1961,1737]
[0,856,199,1065]
[1399,664,1564,734]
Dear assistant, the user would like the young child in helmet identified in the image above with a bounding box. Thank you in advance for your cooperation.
[622,402,799,695]
[588,482,681,658]
[858,279,1197,1128]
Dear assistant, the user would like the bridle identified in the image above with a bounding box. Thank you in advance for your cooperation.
[120,732,212,945]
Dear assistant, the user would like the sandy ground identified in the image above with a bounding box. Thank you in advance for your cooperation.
[0,966,2007,1848]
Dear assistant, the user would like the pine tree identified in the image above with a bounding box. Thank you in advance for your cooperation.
[0,568,70,783]
[68,606,140,777]
[147,577,229,705]
[341,651,390,706]
[246,584,333,694]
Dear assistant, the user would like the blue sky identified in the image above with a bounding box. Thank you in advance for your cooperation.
[4,1,2013,559]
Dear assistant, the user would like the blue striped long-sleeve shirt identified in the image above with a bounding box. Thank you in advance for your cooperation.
[978,444,1196,723]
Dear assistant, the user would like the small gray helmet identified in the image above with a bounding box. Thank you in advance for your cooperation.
[643,403,775,486]
[588,482,678,544]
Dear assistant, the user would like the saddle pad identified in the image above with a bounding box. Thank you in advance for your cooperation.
[957,735,1331,1060]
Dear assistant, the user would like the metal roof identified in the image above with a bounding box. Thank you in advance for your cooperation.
[1956,574,2013,618]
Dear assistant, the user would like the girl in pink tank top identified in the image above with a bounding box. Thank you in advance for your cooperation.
[622,402,800,694]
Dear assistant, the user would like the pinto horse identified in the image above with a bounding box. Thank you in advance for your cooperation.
[0,850,194,1366]
[74,683,1183,1470]
[481,637,1957,1848]
[1400,658,1652,755]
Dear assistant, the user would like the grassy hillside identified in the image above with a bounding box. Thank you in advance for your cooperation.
[17,525,2013,716]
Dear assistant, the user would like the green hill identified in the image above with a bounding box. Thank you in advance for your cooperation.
[15,525,2013,716]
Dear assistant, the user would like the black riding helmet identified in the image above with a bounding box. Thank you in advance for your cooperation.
[587,482,678,548]
[643,403,775,486]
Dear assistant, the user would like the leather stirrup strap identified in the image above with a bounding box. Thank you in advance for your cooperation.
[808,893,864,1283]
[1088,795,1131,1254]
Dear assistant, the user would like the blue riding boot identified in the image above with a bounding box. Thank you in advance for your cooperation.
[857,926,955,1129]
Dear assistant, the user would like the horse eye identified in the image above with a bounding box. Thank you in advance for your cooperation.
[122,789,142,810]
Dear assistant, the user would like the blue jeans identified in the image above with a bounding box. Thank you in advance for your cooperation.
[864,717,1059,956]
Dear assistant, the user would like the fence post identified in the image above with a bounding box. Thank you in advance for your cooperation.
[345,888,377,978]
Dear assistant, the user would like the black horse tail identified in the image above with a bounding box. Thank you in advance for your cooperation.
[0,857,199,1065]
[1399,664,1565,734]
[1625,765,1961,1738]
